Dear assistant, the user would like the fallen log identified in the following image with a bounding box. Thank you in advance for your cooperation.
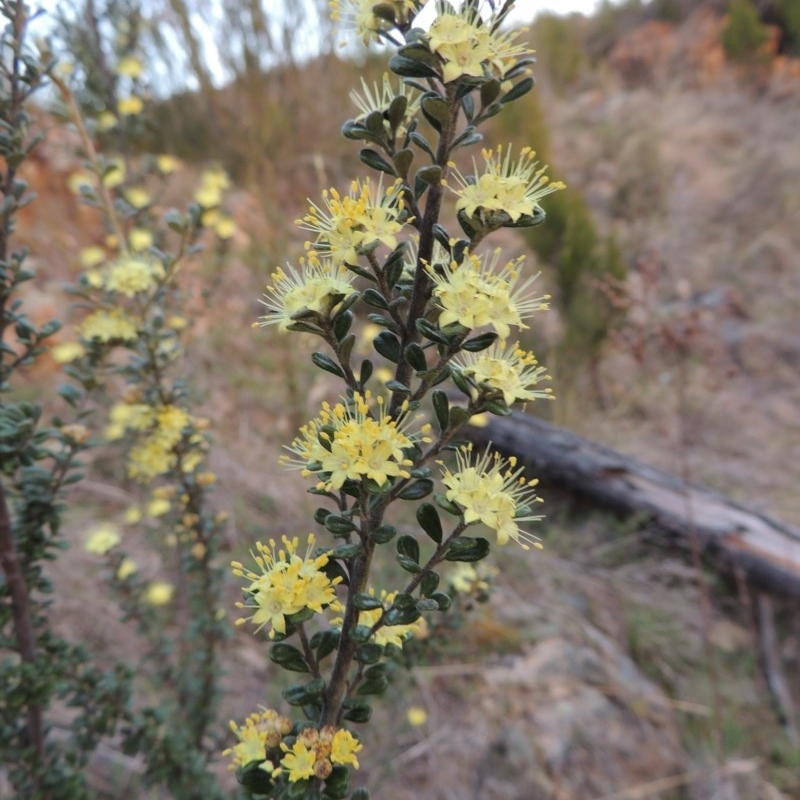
[460,410,800,599]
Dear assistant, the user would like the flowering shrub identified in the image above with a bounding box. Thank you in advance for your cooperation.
[224,2,563,799]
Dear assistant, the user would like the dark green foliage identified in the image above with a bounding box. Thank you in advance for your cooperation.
[723,0,771,63]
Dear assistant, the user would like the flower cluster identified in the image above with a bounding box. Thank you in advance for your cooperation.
[281,391,431,492]
[298,177,407,266]
[330,0,417,45]
[281,726,362,782]
[223,708,293,770]
[449,145,566,226]
[439,444,544,549]
[104,253,165,297]
[428,250,549,340]
[350,73,420,138]
[105,402,200,481]
[256,254,355,333]
[426,4,533,83]
[232,534,341,638]
[452,340,552,406]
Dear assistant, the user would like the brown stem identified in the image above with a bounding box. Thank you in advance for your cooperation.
[390,84,460,418]
[0,482,45,765]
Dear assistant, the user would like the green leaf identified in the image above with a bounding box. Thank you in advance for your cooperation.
[484,399,512,416]
[357,674,389,695]
[338,332,356,367]
[451,126,483,152]
[396,555,423,574]
[432,390,449,432]
[283,677,326,706]
[461,331,498,352]
[416,598,439,612]
[342,698,372,723]
[270,643,310,673]
[396,534,420,563]
[332,542,364,559]
[370,524,396,544]
[500,76,534,104]
[311,630,339,660]
[393,148,414,180]
[430,591,452,610]
[409,130,435,159]
[349,625,374,643]
[373,331,400,362]
[324,514,357,535]
[383,242,407,287]
[311,352,345,378]
[480,79,502,107]
[389,53,439,79]
[58,384,84,407]
[444,536,491,563]
[332,310,354,341]
[387,94,409,130]
[385,379,411,395]
[398,479,433,500]
[420,93,448,133]
[362,288,389,309]
[416,317,450,345]
[404,343,428,372]
[324,765,351,798]
[384,605,421,625]
[415,164,442,187]
[419,570,440,597]
[351,788,370,800]
[416,503,443,544]
[360,358,373,386]
[353,593,384,611]
[355,643,384,664]
[360,148,397,176]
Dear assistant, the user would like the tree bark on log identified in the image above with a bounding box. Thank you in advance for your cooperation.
[461,411,800,599]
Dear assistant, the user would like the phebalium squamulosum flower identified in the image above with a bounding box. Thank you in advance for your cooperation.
[427,249,549,340]
[223,708,292,771]
[426,2,534,84]
[439,444,544,549]
[80,308,140,343]
[103,253,164,297]
[447,562,498,597]
[104,402,199,481]
[280,726,363,781]
[349,73,420,139]
[297,177,409,266]
[255,254,356,333]
[232,534,341,639]
[281,391,432,492]
[448,145,566,226]
[451,340,553,406]
[330,0,418,45]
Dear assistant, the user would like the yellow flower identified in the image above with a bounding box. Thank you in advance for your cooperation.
[349,73,420,138]
[214,216,237,239]
[439,444,544,549]
[52,341,85,364]
[280,740,316,782]
[104,254,163,297]
[452,341,552,406]
[406,706,427,727]
[129,228,153,251]
[125,186,151,210]
[256,254,356,333]
[448,562,497,595]
[428,250,548,341]
[117,558,138,580]
[124,505,142,524]
[330,729,362,768]
[68,170,95,195]
[102,157,125,188]
[144,581,174,605]
[85,523,121,554]
[298,177,407,266]
[232,534,341,639]
[116,55,143,78]
[449,145,565,224]
[194,166,230,207]
[223,708,292,770]
[146,498,171,517]
[118,95,144,116]
[427,4,534,83]
[97,110,117,132]
[81,309,139,343]
[282,391,430,492]
[157,154,180,174]
[80,246,106,268]
[330,0,416,45]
